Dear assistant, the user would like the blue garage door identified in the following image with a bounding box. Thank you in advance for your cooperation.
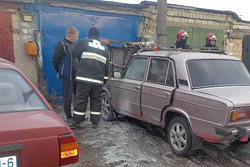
[26,5,143,95]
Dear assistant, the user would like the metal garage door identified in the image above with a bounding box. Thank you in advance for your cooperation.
[27,5,143,95]
[166,26,224,48]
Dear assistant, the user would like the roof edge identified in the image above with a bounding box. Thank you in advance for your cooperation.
[2,0,249,23]
[39,0,148,9]
[141,1,250,23]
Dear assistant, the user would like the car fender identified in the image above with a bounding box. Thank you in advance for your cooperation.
[102,86,110,97]
[162,106,194,133]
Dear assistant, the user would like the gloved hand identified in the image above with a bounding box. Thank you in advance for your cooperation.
[104,78,107,84]
[104,76,108,84]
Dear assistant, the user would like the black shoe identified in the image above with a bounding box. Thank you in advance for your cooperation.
[67,118,82,130]
[92,122,99,129]
[66,117,74,125]
[69,122,82,130]
[72,122,82,130]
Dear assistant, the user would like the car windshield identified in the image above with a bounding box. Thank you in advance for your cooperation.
[187,59,250,88]
[0,69,47,113]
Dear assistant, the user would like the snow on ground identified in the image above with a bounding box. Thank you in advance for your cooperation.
[54,104,250,167]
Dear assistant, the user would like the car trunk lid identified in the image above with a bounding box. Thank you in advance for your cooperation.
[0,110,67,142]
[197,86,250,107]
[0,110,68,167]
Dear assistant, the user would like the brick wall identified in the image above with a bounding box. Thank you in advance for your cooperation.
[141,4,250,58]
[2,0,250,86]
[11,10,39,86]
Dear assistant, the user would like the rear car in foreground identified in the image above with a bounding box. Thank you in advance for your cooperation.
[102,49,250,156]
[0,58,79,167]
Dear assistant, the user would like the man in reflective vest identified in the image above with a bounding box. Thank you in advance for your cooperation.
[72,27,109,129]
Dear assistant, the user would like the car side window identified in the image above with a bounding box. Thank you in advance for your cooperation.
[166,62,175,87]
[148,58,169,85]
[124,58,148,81]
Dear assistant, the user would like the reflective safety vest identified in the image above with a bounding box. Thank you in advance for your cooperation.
[73,38,110,85]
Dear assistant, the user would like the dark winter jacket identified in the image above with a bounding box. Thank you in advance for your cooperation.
[52,38,78,80]
[175,39,191,49]
[72,38,109,85]
[202,44,219,50]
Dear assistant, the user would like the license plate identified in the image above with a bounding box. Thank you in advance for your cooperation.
[0,156,17,167]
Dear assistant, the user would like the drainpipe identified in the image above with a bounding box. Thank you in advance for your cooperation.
[156,0,167,46]
[34,30,42,88]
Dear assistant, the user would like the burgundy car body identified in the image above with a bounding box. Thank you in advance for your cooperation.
[0,58,79,167]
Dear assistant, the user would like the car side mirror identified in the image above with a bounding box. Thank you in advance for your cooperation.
[114,72,122,78]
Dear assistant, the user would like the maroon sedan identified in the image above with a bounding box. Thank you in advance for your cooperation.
[0,58,79,167]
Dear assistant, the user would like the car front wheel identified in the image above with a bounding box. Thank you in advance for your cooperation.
[167,116,196,156]
[101,92,114,121]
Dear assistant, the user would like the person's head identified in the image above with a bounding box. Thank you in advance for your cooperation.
[88,27,99,39]
[206,33,217,46]
[66,26,79,43]
[176,30,189,48]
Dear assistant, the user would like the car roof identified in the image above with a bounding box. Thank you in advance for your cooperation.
[0,58,16,70]
[0,58,14,64]
[136,51,240,61]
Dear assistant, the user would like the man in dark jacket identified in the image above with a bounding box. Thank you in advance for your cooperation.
[72,27,109,129]
[52,26,79,125]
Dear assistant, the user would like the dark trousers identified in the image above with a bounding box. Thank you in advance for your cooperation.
[72,74,77,106]
[73,82,102,123]
[60,78,73,118]
[72,74,77,96]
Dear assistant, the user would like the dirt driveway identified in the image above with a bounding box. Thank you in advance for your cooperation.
[55,105,250,167]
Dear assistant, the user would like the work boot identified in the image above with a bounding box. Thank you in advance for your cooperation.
[67,118,82,130]
[66,117,74,126]
[69,121,82,130]
[92,122,99,129]
[72,122,82,130]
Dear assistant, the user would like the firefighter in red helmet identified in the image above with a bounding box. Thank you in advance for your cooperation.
[204,33,218,48]
[175,30,191,49]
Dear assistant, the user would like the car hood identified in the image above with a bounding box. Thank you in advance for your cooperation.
[197,86,250,107]
[0,110,69,143]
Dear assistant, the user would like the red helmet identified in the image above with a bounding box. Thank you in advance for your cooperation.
[176,30,189,41]
[206,33,217,44]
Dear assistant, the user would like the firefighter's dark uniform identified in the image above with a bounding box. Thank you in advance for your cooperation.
[72,37,109,124]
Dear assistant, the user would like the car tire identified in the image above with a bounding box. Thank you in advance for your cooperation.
[233,139,250,144]
[101,92,114,121]
[167,116,196,156]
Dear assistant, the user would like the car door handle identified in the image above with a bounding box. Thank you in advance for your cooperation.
[134,86,140,91]
[163,91,171,97]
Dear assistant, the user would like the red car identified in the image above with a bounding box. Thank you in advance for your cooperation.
[0,58,79,167]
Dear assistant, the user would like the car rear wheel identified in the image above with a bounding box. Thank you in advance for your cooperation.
[101,92,114,121]
[167,116,196,156]
[233,139,250,144]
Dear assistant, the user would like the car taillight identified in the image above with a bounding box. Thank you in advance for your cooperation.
[59,133,79,166]
[231,110,249,121]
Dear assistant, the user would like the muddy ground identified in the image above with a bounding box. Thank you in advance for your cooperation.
[54,105,250,167]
